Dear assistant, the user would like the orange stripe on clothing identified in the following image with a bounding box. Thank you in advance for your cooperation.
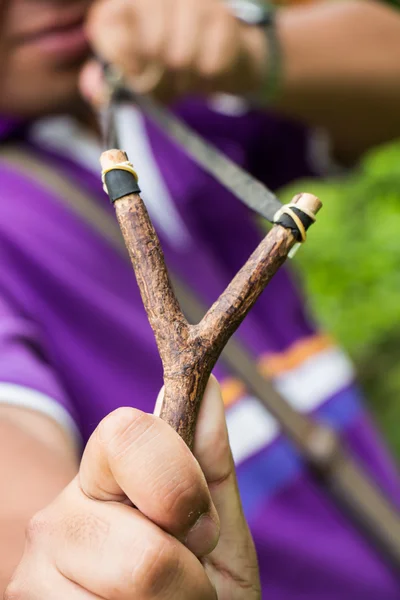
[259,334,334,378]
[220,377,246,408]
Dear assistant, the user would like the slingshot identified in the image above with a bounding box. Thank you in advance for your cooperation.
[99,83,400,572]
[101,148,320,448]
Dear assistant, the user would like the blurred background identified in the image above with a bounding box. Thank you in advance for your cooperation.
[280,139,400,456]
[1,0,400,595]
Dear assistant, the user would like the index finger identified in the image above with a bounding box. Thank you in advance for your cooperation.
[79,407,219,557]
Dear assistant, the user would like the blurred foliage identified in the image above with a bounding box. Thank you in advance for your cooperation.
[279,140,400,457]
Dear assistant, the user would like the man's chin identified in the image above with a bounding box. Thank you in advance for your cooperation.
[1,76,89,121]
[35,61,88,116]
[0,50,92,119]
[39,89,88,118]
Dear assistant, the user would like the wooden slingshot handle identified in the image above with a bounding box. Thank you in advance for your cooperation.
[101,149,322,449]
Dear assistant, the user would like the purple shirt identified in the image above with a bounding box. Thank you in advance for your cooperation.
[0,99,399,597]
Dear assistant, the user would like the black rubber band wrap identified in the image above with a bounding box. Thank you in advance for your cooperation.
[102,162,314,248]
[274,205,315,243]
[103,165,141,203]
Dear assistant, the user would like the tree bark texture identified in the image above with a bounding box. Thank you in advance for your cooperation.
[101,149,322,449]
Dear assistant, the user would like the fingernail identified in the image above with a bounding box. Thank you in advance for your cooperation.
[153,387,165,417]
[185,512,220,557]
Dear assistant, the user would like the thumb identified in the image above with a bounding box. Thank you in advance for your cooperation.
[192,376,236,498]
[155,376,249,539]
[157,376,260,595]
[193,376,261,597]
[78,403,220,557]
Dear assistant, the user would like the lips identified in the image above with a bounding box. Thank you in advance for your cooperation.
[12,4,91,60]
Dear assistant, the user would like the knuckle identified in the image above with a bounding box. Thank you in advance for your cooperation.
[198,59,218,79]
[143,35,163,61]
[211,434,232,476]
[4,579,23,600]
[133,536,180,596]
[4,563,34,600]
[210,1,235,28]
[161,471,208,526]
[215,2,233,20]
[167,51,191,71]
[97,407,149,457]
[25,510,49,546]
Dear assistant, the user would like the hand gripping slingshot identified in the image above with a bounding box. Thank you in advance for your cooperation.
[98,76,400,573]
